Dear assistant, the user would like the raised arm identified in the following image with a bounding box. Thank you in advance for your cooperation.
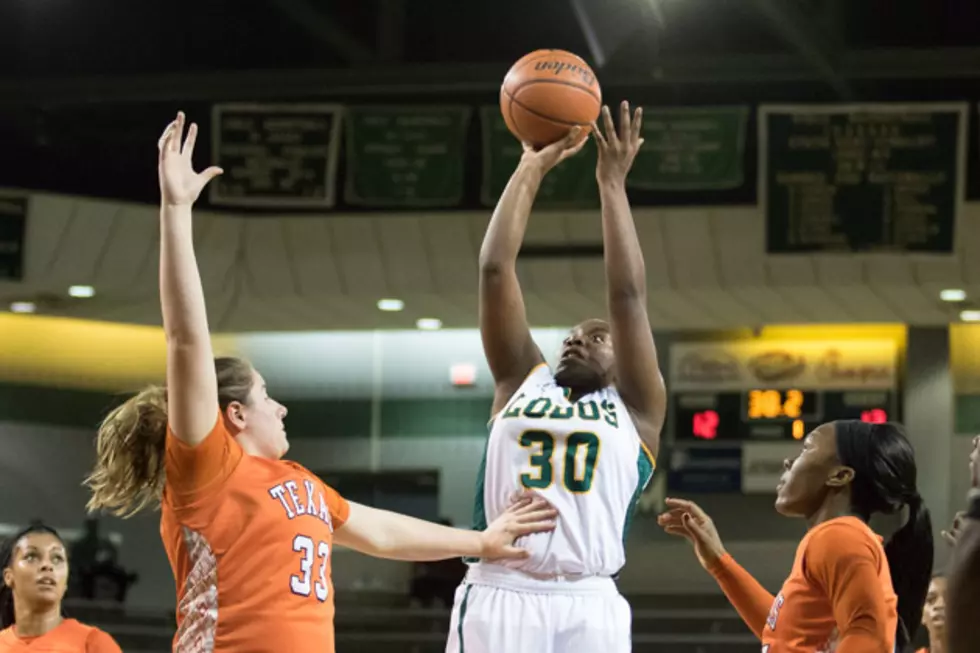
[591,102,666,455]
[480,130,586,415]
[157,113,224,445]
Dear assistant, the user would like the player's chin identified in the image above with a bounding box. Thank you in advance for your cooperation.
[773,487,796,516]
[554,360,600,387]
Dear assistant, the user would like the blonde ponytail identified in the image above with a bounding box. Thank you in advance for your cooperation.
[85,386,168,518]
[84,356,255,518]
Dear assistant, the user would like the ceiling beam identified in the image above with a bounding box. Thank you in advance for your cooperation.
[2,48,980,107]
[268,0,373,64]
[745,0,853,99]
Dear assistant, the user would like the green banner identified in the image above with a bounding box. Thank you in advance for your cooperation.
[344,105,472,207]
[0,195,27,281]
[628,106,749,191]
[480,106,599,208]
[762,103,965,254]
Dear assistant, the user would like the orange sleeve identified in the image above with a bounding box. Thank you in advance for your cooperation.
[707,553,775,640]
[165,411,243,503]
[85,628,123,653]
[321,481,350,529]
[803,523,892,653]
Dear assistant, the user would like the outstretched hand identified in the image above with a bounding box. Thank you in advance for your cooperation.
[158,112,223,207]
[657,497,727,570]
[478,492,558,561]
[592,101,643,185]
[519,127,588,175]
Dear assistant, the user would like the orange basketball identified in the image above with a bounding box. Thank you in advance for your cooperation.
[500,49,602,149]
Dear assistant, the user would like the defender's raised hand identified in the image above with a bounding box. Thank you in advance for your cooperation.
[592,101,644,185]
[158,112,223,207]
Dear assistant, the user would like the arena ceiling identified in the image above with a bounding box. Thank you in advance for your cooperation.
[2,0,980,331]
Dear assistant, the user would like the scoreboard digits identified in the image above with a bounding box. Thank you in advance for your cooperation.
[676,389,894,442]
[747,389,804,419]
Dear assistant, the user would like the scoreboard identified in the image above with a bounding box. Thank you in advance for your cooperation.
[669,339,900,443]
[673,388,895,442]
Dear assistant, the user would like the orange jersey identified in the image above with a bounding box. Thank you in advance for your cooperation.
[161,415,350,653]
[0,619,121,652]
[710,516,897,653]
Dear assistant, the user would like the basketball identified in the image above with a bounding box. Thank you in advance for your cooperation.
[500,49,602,149]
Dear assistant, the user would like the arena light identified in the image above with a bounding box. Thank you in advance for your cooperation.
[376,298,404,312]
[960,310,980,322]
[69,285,96,298]
[10,301,35,314]
[940,289,966,302]
[416,318,442,331]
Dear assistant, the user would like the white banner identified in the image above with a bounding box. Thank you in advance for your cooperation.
[669,339,898,392]
[742,442,802,494]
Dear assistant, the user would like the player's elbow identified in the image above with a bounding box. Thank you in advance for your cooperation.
[478,257,513,279]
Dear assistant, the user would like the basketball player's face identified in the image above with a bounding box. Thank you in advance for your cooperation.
[775,423,847,518]
[2,533,68,608]
[234,369,289,459]
[921,576,947,634]
[554,319,615,389]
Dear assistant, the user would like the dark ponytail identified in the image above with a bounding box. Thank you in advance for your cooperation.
[835,421,934,651]
[0,522,69,629]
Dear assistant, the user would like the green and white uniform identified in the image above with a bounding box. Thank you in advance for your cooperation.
[446,363,655,653]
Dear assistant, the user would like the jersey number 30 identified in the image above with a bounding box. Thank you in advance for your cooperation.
[519,430,600,493]
[291,534,330,601]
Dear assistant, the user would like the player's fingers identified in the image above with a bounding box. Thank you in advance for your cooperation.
[601,105,617,144]
[941,530,957,547]
[182,122,199,158]
[158,120,177,152]
[631,106,643,143]
[171,112,185,153]
[514,504,559,522]
[662,525,695,542]
[682,513,712,543]
[619,101,630,142]
[500,546,531,560]
[565,137,588,158]
[563,126,583,146]
[198,167,224,186]
[590,121,606,149]
[505,490,537,507]
[665,497,710,521]
[514,518,557,535]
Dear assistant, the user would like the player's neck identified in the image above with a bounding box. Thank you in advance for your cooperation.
[927,629,946,653]
[13,606,62,638]
[805,492,853,529]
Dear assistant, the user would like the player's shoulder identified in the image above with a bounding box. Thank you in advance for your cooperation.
[0,626,16,648]
[525,362,555,386]
[83,624,122,652]
[805,517,882,557]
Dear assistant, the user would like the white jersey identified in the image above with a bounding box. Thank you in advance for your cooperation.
[471,363,655,577]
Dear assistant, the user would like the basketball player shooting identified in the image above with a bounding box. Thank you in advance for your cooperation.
[445,101,665,653]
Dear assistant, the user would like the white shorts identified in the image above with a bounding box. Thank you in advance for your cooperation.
[445,563,632,653]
